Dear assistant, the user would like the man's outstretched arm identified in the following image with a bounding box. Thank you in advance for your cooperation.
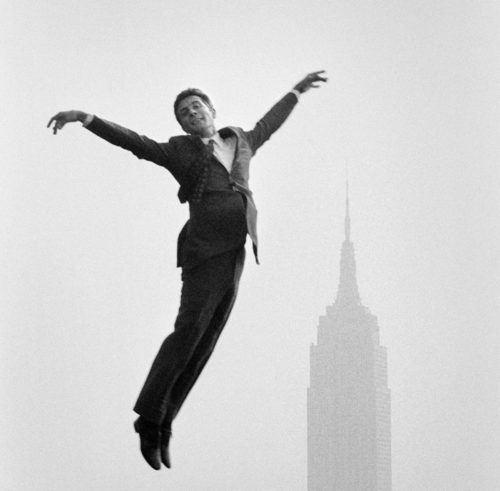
[247,70,328,153]
[47,110,173,170]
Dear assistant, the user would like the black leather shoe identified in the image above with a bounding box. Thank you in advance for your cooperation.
[161,429,172,468]
[134,417,161,470]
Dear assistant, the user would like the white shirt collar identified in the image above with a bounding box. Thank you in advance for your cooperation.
[201,132,224,145]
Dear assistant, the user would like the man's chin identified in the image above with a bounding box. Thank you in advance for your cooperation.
[189,123,204,133]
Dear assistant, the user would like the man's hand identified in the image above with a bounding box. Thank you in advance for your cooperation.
[293,70,328,94]
[47,110,87,135]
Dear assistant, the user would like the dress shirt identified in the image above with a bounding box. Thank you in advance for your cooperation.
[201,133,236,173]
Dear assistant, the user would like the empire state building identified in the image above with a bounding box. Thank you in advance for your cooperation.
[307,187,391,490]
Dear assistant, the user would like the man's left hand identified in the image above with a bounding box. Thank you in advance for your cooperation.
[294,70,328,94]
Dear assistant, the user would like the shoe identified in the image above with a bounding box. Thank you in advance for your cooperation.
[161,429,172,468]
[134,417,161,471]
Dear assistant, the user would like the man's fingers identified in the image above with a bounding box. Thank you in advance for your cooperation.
[48,115,63,134]
[48,112,67,134]
[47,113,63,128]
[308,70,328,82]
[311,73,328,82]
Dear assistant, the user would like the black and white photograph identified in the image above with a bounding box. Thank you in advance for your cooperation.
[3,1,499,490]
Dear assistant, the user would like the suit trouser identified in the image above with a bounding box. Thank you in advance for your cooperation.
[133,247,245,426]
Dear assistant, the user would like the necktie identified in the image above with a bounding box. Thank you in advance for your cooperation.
[191,140,214,202]
[207,139,215,154]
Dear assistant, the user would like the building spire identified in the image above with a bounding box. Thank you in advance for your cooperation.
[335,177,361,306]
[345,176,351,241]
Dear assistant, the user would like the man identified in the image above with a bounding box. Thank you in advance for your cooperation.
[47,70,327,470]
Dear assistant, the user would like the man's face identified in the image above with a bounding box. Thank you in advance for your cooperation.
[176,96,216,137]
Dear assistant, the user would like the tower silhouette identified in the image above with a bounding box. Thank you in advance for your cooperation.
[307,183,391,490]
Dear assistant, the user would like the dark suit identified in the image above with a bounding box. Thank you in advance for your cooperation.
[85,92,298,427]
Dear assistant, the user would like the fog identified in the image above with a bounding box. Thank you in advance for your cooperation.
[2,1,499,489]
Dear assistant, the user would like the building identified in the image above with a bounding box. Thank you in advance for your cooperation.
[307,186,391,490]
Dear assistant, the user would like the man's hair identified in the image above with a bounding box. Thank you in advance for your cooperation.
[173,88,214,124]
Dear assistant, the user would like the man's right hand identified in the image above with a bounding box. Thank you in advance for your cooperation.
[47,110,87,134]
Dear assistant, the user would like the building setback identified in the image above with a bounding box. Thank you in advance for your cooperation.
[307,187,391,491]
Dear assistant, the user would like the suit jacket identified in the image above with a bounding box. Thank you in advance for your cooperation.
[85,92,298,268]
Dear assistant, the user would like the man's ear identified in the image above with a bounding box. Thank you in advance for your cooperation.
[211,107,216,119]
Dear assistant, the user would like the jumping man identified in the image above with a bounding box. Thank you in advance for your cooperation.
[47,70,327,470]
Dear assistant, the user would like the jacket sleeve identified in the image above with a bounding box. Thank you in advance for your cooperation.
[245,92,298,154]
[85,116,175,170]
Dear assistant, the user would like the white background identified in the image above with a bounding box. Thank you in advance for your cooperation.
[2,1,499,489]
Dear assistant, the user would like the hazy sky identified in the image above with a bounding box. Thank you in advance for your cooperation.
[3,1,500,490]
